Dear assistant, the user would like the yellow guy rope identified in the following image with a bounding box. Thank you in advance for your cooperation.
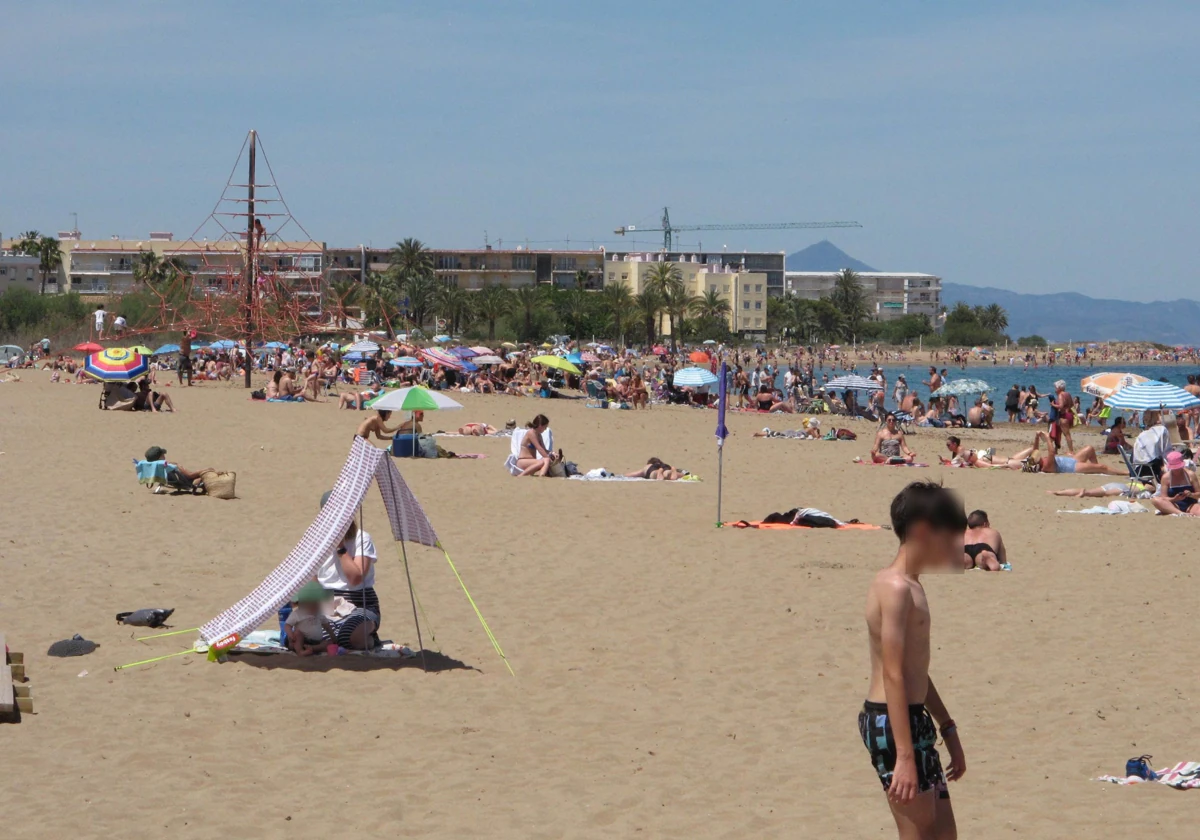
[438,542,513,676]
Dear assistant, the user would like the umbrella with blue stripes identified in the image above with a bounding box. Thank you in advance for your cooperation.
[825,374,882,391]
[673,366,719,387]
[932,378,993,397]
[1102,381,1200,412]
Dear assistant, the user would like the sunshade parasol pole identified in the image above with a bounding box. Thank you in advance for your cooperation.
[716,361,729,527]
[243,130,256,389]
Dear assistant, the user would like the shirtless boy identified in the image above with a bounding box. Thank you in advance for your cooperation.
[861,480,967,839]
[356,409,402,442]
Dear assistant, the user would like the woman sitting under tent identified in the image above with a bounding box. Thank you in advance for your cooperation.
[315,490,381,649]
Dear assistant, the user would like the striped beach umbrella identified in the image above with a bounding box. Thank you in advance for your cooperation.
[1103,381,1200,412]
[419,347,467,371]
[673,366,719,387]
[83,348,149,382]
[389,356,425,368]
[825,374,882,391]
[343,340,380,354]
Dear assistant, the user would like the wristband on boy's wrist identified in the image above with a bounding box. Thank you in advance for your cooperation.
[940,720,957,737]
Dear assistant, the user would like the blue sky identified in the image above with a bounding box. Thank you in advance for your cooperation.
[2,1,1196,299]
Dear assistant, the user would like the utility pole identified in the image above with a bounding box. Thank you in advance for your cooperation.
[243,130,256,388]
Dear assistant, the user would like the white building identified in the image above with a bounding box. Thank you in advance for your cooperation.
[0,250,41,294]
[784,271,941,321]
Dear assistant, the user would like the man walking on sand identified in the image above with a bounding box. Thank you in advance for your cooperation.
[860,480,968,839]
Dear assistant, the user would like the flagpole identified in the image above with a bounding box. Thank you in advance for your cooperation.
[715,360,728,527]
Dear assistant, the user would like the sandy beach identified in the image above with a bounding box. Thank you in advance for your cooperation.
[4,374,1200,838]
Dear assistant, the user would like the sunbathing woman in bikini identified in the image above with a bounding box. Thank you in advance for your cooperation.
[457,422,498,436]
[516,414,557,477]
[624,457,688,480]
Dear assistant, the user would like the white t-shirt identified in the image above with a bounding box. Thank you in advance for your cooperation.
[114,316,126,330]
[316,530,377,591]
[94,310,106,329]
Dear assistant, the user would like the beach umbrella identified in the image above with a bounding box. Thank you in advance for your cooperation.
[343,340,380,354]
[1103,381,1200,412]
[419,347,467,371]
[581,351,600,363]
[531,354,581,375]
[263,341,288,349]
[83,348,149,382]
[368,386,463,413]
[689,351,710,363]
[469,346,493,355]
[460,361,479,372]
[825,374,882,391]
[673,366,719,387]
[208,339,239,349]
[473,354,504,365]
[450,346,478,358]
[652,345,667,355]
[501,341,518,348]
[565,352,584,365]
[1080,372,1149,398]
[586,342,601,348]
[932,378,993,397]
[125,345,154,356]
[152,343,180,355]
[343,351,373,362]
[74,342,103,353]
[390,356,424,367]
[703,339,717,345]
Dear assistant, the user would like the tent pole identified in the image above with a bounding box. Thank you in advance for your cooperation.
[399,538,427,672]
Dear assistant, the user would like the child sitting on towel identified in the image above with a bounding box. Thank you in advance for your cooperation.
[284,582,341,657]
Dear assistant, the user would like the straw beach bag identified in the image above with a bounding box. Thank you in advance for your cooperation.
[200,470,237,500]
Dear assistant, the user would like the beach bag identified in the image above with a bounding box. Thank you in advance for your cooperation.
[417,434,439,459]
[1126,755,1158,781]
[200,469,237,500]
[251,389,266,400]
[835,429,857,441]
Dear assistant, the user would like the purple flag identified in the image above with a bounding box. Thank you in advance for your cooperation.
[716,361,729,447]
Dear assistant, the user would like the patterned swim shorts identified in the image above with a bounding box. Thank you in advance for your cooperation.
[858,701,948,799]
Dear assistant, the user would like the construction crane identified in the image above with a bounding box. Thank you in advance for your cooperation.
[614,207,861,251]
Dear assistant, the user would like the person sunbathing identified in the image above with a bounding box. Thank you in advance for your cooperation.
[338,387,380,409]
[1150,450,1200,516]
[1046,481,1151,499]
[939,435,988,467]
[962,509,1008,571]
[624,457,688,480]
[754,418,822,439]
[996,430,1123,474]
[457,422,497,436]
[872,413,917,464]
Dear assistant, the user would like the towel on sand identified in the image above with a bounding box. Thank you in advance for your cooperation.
[570,469,700,482]
[1059,501,1148,515]
[1096,762,1200,789]
[724,520,881,531]
[854,458,929,468]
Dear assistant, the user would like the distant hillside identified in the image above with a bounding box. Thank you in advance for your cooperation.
[786,240,877,272]
[942,282,1200,346]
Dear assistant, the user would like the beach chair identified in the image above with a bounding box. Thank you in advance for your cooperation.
[132,459,205,495]
[503,428,553,476]
[1118,445,1157,491]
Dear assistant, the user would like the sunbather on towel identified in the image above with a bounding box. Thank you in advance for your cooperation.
[962,510,1007,571]
[754,418,822,439]
[457,422,498,436]
[993,431,1124,474]
[339,387,381,410]
[624,457,689,481]
[1047,481,1151,499]
[872,413,917,464]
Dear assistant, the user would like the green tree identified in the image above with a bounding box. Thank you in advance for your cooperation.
[555,287,592,341]
[644,262,685,346]
[978,303,1009,334]
[662,283,699,350]
[633,289,663,347]
[475,284,513,341]
[133,250,162,288]
[512,285,548,342]
[326,279,363,329]
[694,289,731,322]
[435,282,474,335]
[388,237,434,279]
[599,282,635,345]
[15,231,63,296]
[811,298,848,343]
[1017,334,1047,348]
[828,268,870,334]
[362,270,401,335]
[573,269,592,290]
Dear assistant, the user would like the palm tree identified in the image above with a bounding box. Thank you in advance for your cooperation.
[362,270,401,335]
[475,284,513,341]
[695,289,731,322]
[15,231,63,295]
[556,287,592,341]
[511,285,548,341]
[573,268,592,290]
[599,282,635,344]
[811,298,848,343]
[644,262,685,348]
[829,268,870,333]
[388,237,434,279]
[435,283,474,335]
[133,250,163,288]
[326,279,363,329]
[979,303,1008,334]
[633,289,663,347]
[662,283,699,350]
[400,273,439,331]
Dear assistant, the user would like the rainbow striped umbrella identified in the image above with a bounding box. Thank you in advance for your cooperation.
[84,348,149,382]
[419,347,466,371]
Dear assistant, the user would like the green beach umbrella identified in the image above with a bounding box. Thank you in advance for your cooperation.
[531,354,581,375]
[367,386,463,412]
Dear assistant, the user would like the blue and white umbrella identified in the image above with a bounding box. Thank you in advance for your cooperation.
[208,339,239,349]
[344,340,380,354]
[825,374,882,391]
[263,341,289,349]
[390,357,424,368]
[674,366,719,387]
[1103,381,1200,412]
[152,343,180,355]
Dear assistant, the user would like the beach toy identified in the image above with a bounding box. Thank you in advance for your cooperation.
[47,635,99,657]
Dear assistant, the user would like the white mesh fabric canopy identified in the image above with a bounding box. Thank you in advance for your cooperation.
[199,436,439,646]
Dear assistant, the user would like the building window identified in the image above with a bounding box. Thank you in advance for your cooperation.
[554,257,576,271]
[607,271,614,280]
[755,300,762,310]
[754,318,762,327]
[27,269,35,279]
[444,274,459,287]
[755,284,762,293]
[723,284,729,293]
[741,317,750,327]
[743,284,750,293]
[512,254,532,270]
[621,272,628,280]
[436,255,461,270]
[299,255,320,271]
[743,301,750,309]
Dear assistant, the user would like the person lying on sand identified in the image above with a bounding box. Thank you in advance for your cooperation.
[962,509,1007,571]
[457,422,498,436]
[754,418,822,439]
[338,387,380,410]
[1047,480,1152,499]
[992,431,1124,474]
[624,457,689,480]
[939,436,993,467]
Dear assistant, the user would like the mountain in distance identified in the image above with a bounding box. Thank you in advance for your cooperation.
[941,283,1200,346]
[785,241,1200,345]
[786,240,877,272]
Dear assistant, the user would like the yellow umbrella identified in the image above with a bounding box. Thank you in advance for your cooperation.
[540,342,554,349]
[531,354,581,375]
[501,341,518,348]
[125,345,154,356]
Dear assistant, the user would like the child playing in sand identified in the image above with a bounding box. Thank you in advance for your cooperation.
[860,480,967,839]
[284,581,340,657]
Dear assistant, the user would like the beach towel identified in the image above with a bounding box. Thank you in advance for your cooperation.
[193,630,417,659]
[433,430,513,438]
[1096,761,1200,789]
[1058,501,1148,515]
[569,469,701,482]
[724,520,882,531]
[855,458,930,468]
[134,459,169,487]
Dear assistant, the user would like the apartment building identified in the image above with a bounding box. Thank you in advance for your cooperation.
[0,250,41,294]
[604,252,769,337]
[784,271,942,321]
[608,248,786,296]
[326,245,606,291]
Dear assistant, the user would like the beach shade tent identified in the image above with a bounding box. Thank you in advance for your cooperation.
[564,352,584,365]
[152,343,181,355]
[673,366,719,387]
[825,374,882,391]
[197,436,509,673]
[689,351,711,364]
[472,354,504,365]
[84,348,149,382]
[1103,381,1200,412]
[932,378,993,397]
[343,340,381,354]
[389,356,425,368]
[1081,372,1149,398]
[263,341,289,350]
[531,354,581,375]
[125,345,154,356]
[74,342,103,353]
[0,345,25,364]
[419,347,468,371]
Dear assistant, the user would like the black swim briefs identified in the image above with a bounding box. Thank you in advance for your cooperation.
[964,543,995,562]
[858,701,948,799]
